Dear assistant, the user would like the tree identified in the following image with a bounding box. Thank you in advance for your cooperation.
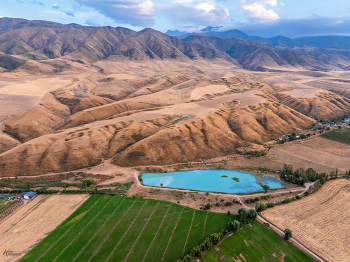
[260,183,270,193]
[83,177,93,187]
[210,233,220,245]
[160,183,163,187]
[238,208,246,214]
[284,228,292,240]
[239,209,248,224]
[201,237,213,250]
[183,254,192,262]
[190,245,201,257]
[247,209,258,220]
[228,220,241,232]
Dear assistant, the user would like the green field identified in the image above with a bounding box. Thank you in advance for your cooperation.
[203,220,315,262]
[321,128,350,145]
[21,195,237,262]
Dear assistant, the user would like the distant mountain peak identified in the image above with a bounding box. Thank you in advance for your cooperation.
[200,26,222,32]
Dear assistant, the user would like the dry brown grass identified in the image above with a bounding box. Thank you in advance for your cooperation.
[0,78,71,96]
[262,179,350,262]
[190,84,230,100]
[300,137,350,157]
[0,194,89,262]
[281,87,327,98]
[269,141,350,173]
[0,94,41,120]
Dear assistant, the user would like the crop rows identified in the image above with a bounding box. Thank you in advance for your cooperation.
[22,195,236,262]
[204,220,315,262]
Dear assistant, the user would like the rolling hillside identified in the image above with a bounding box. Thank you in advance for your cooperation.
[183,34,340,71]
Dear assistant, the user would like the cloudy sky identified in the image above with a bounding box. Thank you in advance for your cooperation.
[1,0,350,37]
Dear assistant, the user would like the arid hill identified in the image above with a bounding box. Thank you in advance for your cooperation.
[0,18,238,66]
[183,34,340,71]
[0,100,315,176]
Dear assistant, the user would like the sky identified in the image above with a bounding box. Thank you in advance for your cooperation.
[1,0,350,38]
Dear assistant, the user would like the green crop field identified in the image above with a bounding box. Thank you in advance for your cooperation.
[320,128,350,145]
[21,195,237,262]
[203,220,315,262]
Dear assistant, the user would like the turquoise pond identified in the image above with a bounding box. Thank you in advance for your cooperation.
[142,170,288,194]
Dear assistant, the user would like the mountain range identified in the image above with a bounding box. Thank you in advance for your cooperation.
[0,17,349,72]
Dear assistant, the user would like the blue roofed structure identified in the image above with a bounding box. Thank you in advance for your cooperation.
[18,191,37,200]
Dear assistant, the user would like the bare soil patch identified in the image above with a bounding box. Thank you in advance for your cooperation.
[0,78,71,96]
[190,84,230,100]
[262,179,350,262]
[0,194,89,262]
[281,87,327,98]
[0,94,41,120]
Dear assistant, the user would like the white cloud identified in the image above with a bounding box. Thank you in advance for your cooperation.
[240,0,280,23]
[52,3,59,9]
[195,3,215,12]
[280,2,284,6]
[163,3,230,26]
[75,0,156,27]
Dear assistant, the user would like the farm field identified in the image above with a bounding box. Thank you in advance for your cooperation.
[320,128,350,145]
[268,141,350,173]
[204,221,315,262]
[262,179,350,262]
[0,194,89,262]
[21,195,237,262]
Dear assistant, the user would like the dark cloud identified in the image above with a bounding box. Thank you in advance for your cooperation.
[85,19,101,26]
[235,16,350,38]
[162,4,230,26]
[63,11,76,17]
[75,0,156,27]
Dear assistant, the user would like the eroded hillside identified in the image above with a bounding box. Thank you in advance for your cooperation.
[2,18,350,176]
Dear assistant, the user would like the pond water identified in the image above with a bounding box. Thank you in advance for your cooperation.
[142,170,288,194]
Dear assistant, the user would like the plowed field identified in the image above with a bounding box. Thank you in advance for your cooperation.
[262,179,350,262]
[0,194,89,262]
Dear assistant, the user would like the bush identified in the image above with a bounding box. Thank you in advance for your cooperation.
[255,202,267,212]
[267,202,275,208]
[227,211,230,215]
[284,228,292,240]
[224,201,233,206]
[215,202,220,207]
[83,177,93,187]
[204,203,212,210]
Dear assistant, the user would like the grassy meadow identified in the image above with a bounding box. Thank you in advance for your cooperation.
[21,195,237,262]
[203,220,315,262]
[321,128,350,145]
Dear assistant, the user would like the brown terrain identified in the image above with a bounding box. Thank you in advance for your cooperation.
[262,179,350,262]
[0,194,89,262]
[0,17,349,178]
